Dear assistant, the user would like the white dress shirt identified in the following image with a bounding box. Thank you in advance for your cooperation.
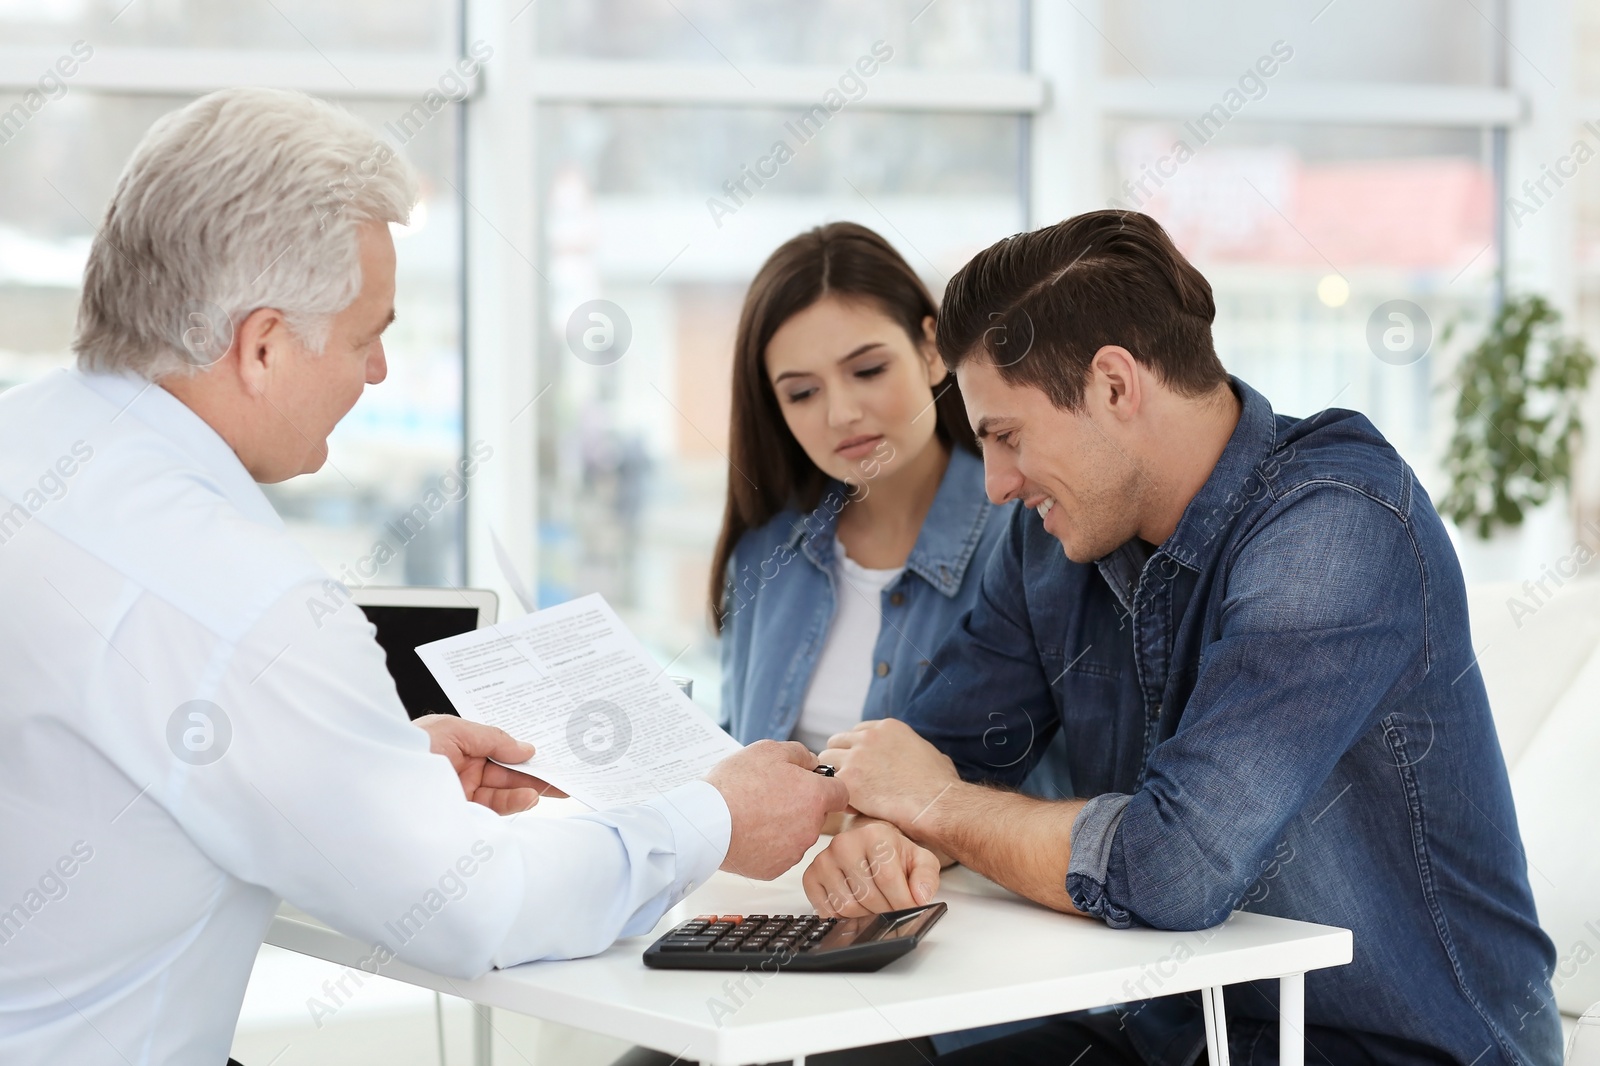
[0,369,731,1066]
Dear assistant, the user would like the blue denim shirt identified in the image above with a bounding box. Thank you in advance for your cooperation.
[719,446,1074,799]
[719,446,1076,1054]
[902,379,1561,1066]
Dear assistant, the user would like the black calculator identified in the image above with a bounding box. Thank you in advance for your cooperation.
[642,903,947,972]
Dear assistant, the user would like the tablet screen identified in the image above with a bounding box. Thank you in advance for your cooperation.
[357,603,480,720]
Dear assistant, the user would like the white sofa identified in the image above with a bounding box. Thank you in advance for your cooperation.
[1467,579,1600,1022]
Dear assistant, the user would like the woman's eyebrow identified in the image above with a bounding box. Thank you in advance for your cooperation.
[837,342,885,364]
[771,342,886,384]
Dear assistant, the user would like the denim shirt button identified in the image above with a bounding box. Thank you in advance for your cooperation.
[889,592,905,607]
[875,661,891,677]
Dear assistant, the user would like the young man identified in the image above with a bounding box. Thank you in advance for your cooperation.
[806,211,1559,1064]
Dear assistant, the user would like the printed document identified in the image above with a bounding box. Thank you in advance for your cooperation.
[415,593,740,808]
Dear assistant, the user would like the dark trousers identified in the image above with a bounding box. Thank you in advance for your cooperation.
[933,1016,1440,1066]
[932,1016,1145,1065]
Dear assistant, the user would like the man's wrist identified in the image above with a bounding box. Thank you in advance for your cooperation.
[894,778,971,856]
[840,807,957,868]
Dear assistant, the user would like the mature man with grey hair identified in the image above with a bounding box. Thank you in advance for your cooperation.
[0,87,845,1065]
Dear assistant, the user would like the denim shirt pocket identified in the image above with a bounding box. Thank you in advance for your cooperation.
[1046,624,1142,797]
[865,574,960,722]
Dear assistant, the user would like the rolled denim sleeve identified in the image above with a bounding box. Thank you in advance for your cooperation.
[901,507,1058,788]
[1067,794,1137,927]
[1066,484,1428,930]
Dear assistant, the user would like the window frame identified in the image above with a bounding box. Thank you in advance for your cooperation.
[0,0,1572,607]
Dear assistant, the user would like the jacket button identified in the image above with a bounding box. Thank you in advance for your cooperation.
[876,661,890,677]
[889,592,905,606]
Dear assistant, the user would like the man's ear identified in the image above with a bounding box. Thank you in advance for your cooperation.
[232,307,291,397]
[1090,345,1142,421]
[920,314,948,387]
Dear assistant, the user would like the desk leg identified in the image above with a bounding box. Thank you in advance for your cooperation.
[472,1003,493,1066]
[1200,986,1231,1066]
[1279,974,1304,1066]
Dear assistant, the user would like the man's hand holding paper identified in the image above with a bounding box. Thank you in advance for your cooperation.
[414,713,567,814]
[415,592,851,882]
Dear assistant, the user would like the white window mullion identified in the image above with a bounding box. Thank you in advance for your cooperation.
[0,46,461,97]
[460,0,539,612]
[1029,0,1101,224]
[1098,79,1523,128]
[524,59,1045,112]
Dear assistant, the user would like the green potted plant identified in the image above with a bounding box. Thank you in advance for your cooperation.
[1441,294,1595,539]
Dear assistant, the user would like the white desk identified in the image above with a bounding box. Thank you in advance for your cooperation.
[264,840,1350,1066]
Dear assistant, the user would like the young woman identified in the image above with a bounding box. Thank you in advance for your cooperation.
[711,221,1071,799]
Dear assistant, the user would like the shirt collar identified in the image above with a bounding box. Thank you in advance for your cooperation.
[788,446,995,598]
[1098,538,1154,614]
[1157,376,1280,574]
[903,447,994,596]
[74,369,284,531]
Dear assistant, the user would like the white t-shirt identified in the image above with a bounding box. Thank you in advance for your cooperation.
[793,538,905,753]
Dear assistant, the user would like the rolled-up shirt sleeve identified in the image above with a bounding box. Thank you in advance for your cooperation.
[1065,485,1427,930]
[1066,794,1134,926]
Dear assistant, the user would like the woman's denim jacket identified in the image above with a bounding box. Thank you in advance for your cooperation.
[718,446,1073,801]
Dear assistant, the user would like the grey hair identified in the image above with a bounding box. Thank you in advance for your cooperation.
[74,87,418,380]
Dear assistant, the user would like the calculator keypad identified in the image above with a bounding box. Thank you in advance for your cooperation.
[657,914,838,954]
[644,903,946,973]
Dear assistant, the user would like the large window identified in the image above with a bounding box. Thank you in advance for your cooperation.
[1085,0,1508,542]
[1102,0,1497,84]
[0,4,468,586]
[0,0,452,48]
[533,104,1027,695]
[1105,120,1497,491]
[522,2,1037,706]
[533,0,1026,68]
[0,0,1537,683]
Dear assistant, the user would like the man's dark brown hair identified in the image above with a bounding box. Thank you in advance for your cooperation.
[937,210,1228,409]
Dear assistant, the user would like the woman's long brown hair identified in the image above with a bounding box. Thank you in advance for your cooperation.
[707,221,980,632]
